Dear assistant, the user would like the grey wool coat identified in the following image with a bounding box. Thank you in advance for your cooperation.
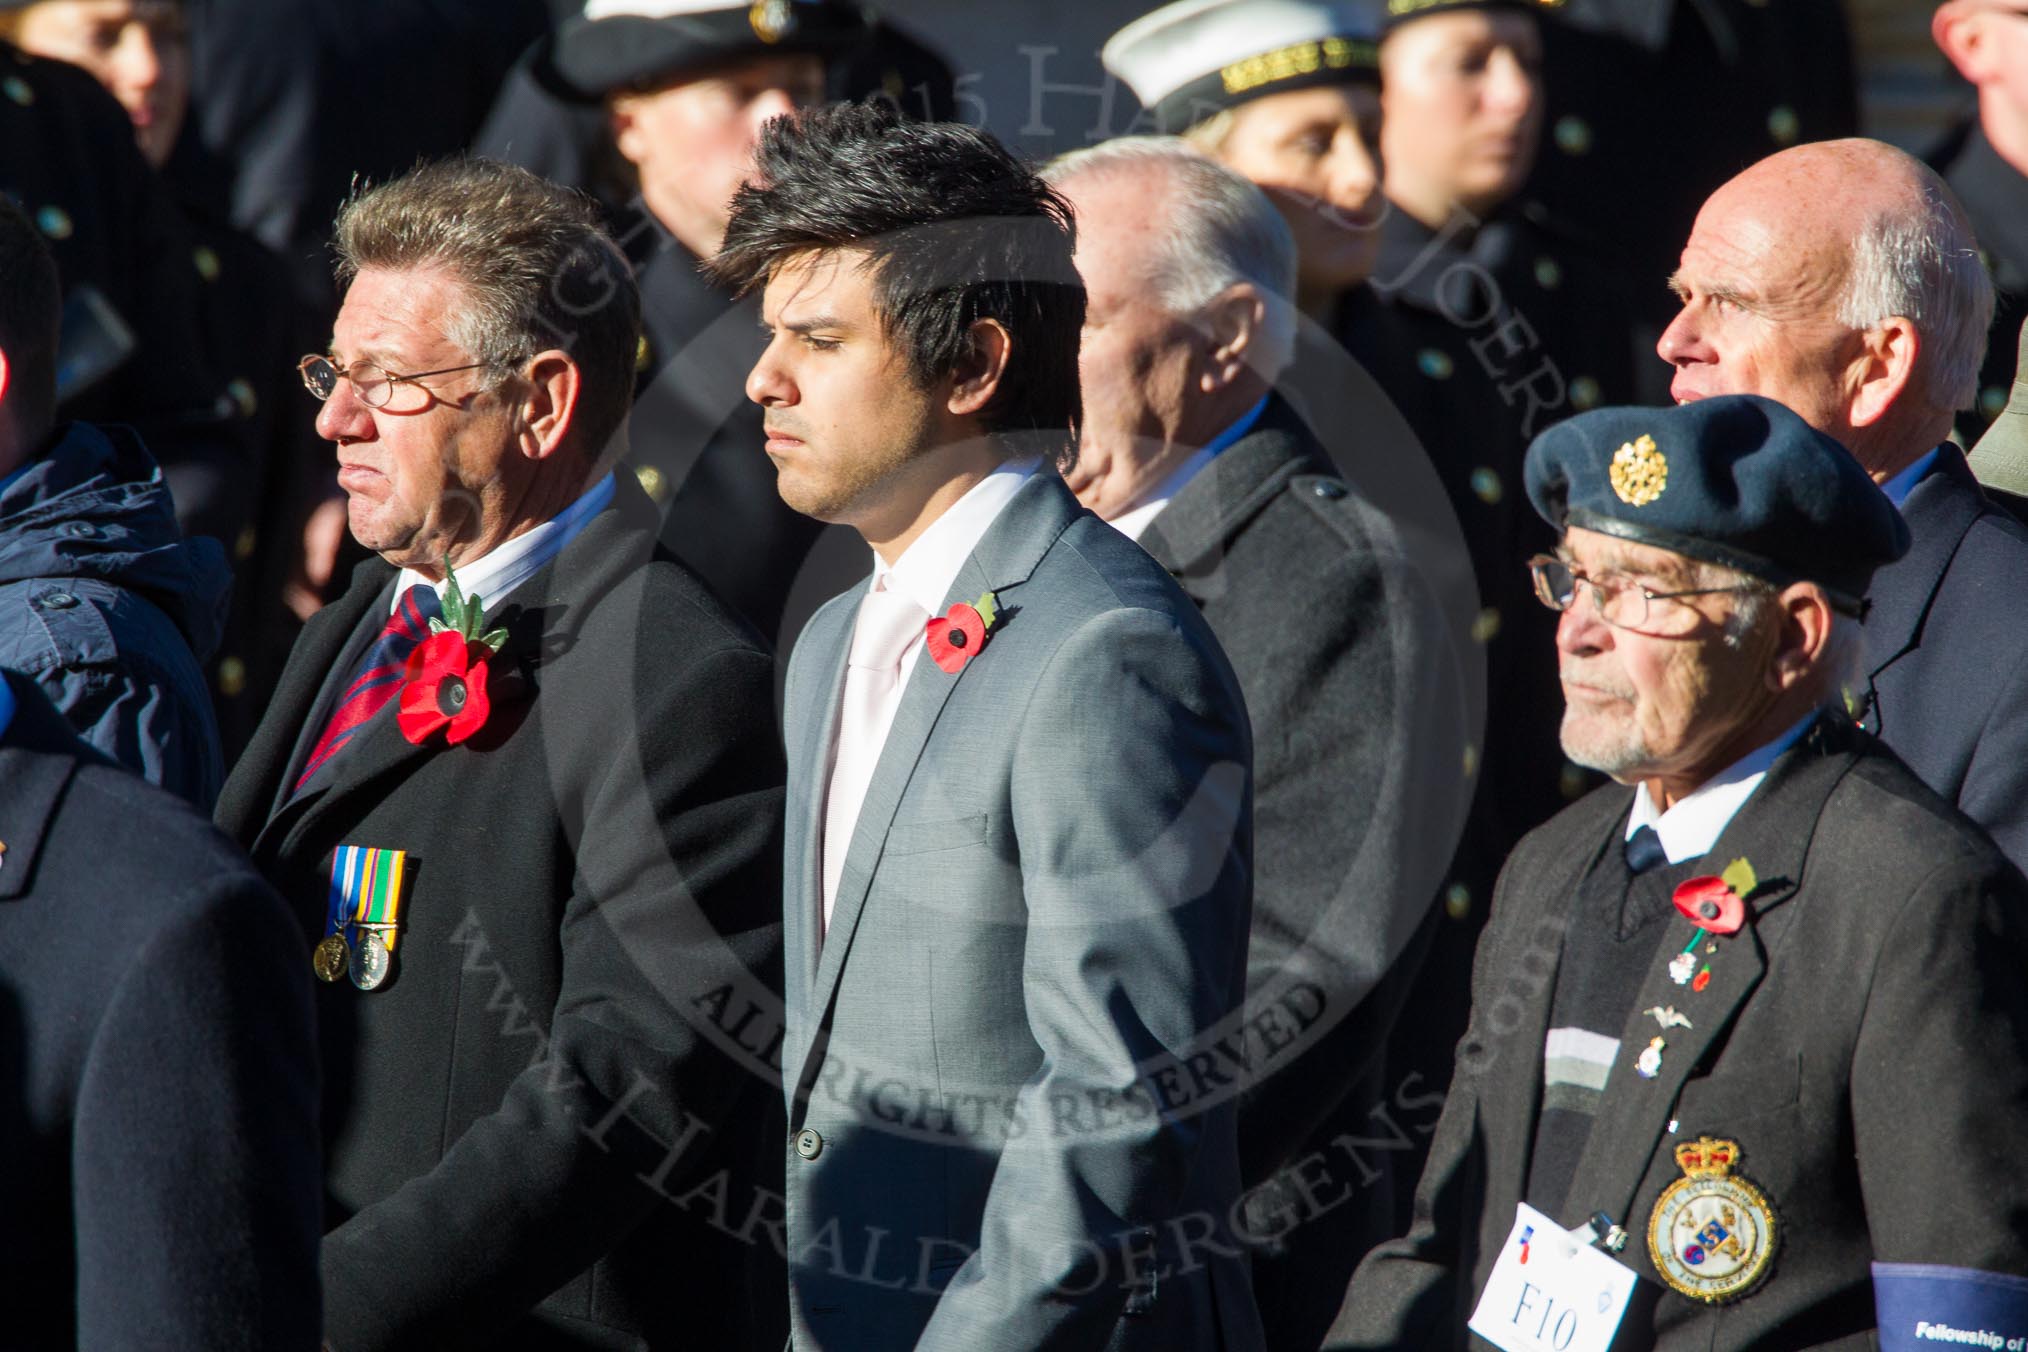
[779,469,1266,1352]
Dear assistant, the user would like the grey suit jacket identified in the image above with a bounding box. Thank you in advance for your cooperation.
[780,471,1265,1351]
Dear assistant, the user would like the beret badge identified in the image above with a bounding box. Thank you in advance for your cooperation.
[1609,434,1668,508]
[749,0,793,43]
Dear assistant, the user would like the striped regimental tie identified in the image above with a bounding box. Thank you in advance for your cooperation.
[293,583,443,795]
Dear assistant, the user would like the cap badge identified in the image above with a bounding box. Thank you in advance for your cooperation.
[749,0,793,43]
[1610,434,1668,507]
[1647,1137,1778,1303]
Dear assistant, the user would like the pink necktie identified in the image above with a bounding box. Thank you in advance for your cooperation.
[821,583,927,935]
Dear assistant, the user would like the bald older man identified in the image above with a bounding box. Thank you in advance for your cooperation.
[1656,136,2028,871]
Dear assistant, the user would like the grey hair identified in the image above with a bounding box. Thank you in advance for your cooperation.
[1708,562,1867,705]
[333,158,643,464]
[1042,136,1298,377]
[1837,173,1994,412]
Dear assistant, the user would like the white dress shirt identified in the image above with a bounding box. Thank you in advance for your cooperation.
[390,472,616,614]
[1109,395,1269,542]
[1624,714,1816,863]
[869,457,1039,695]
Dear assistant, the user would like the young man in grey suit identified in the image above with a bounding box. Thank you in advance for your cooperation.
[708,103,1265,1350]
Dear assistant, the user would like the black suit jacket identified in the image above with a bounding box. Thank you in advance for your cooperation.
[0,673,320,1349]
[1861,444,2028,872]
[1140,396,1473,1349]
[1332,717,2028,1349]
[216,477,789,1351]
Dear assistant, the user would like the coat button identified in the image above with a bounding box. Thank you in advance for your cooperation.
[794,1127,823,1160]
[60,521,96,539]
[1312,480,1346,500]
[36,590,77,609]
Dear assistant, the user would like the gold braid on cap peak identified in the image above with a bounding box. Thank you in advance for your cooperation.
[1220,36,1378,96]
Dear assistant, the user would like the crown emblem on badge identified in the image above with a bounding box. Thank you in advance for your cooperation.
[749,0,793,42]
[1675,1137,1740,1178]
[1648,1135,1778,1304]
[1610,434,1668,507]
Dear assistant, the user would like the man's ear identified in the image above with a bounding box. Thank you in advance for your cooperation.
[1847,317,1921,428]
[947,317,1012,419]
[608,95,651,169]
[1198,283,1265,393]
[1935,3,1995,85]
[1766,582,1834,693]
[515,351,583,461]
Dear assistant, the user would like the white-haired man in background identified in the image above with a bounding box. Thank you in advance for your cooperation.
[1658,136,2028,869]
[1044,137,1472,1350]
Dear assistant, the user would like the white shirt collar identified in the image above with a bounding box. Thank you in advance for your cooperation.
[1110,395,1269,543]
[1625,715,1815,864]
[392,471,616,614]
[1880,444,1942,510]
[873,458,1039,618]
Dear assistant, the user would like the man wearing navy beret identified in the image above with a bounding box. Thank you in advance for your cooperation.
[1331,395,2028,1350]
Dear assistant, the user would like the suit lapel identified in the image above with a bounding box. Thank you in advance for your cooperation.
[1138,397,1315,591]
[793,473,1085,1098]
[782,592,855,1087]
[1860,447,1983,733]
[214,558,392,844]
[1554,719,1855,1233]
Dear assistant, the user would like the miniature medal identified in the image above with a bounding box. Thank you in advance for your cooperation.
[350,930,393,991]
[1636,1037,1666,1079]
[328,844,410,993]
[1648,1137,1778,1302]
[312,934,350,983]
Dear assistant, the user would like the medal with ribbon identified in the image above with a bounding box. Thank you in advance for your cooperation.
[316,844,409,991]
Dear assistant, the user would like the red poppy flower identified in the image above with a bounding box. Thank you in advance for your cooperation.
[397,630,493,746]
[926,601,990,674]
[1672,876,1745,936]
[1691,967,1713,993]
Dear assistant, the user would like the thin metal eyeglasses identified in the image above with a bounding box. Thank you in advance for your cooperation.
[298,354,490,409]
[1527,553,1762,635]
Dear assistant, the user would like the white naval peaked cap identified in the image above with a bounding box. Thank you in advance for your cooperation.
[1104,0,1385,133]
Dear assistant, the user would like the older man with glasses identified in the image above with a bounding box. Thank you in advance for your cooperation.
[217,158,789,1351]
[1331,394,2028,1351]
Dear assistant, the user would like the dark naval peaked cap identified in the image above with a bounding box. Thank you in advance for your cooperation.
[540,0,869,103]
[1524,395,1911,614]
[1104,0,1386,135]
[1382,0,1564,29]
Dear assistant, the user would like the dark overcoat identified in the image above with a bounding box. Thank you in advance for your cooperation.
[1861,444,2028,873]
[0,674,321,1349]
[1138,396,1472,1348]
[1332,716,2028,1349]
[216,477,789,1351]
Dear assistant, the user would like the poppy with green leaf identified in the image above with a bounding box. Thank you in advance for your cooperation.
[397,559,508,746]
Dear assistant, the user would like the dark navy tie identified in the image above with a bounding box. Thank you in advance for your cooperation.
[1624,824,1668,874]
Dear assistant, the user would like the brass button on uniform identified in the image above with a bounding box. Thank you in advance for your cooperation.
[794,1127,823,1160]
